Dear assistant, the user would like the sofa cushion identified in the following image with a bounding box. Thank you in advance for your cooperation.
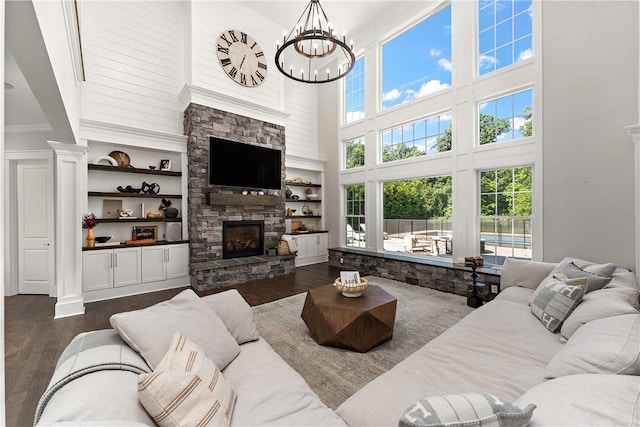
[605,271,640,290]
[500,259,556,290]
[138,332,237,427]
[554,256,617,277]
[530,277,587,333]
[560,262,612,292]
[560,286,640,340]
[399,393,535,427]
[493,286,534,305]
[515,374,640,427]
[201,290,259,344]
[546,314,640,379]
[110,289,240,370]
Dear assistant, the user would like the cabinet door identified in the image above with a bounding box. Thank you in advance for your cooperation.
[315,233,328,256]
[166,244,189,279]
[83,250,113,291]
[141,246,166,283]
[292,236,307,258]
[114,247,141,287]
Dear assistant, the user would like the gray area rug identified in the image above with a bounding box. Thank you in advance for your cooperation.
[252,276,473,409]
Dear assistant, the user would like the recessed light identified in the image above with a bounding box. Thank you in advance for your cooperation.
[4,82,15,90]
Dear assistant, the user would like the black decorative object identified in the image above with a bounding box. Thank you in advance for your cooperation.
[141,182,160,194]
[285,187,293,199]
[117,185,141,193]
[160,198,178,218]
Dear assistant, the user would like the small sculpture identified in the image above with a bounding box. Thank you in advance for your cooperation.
[141,182,160,194]
[159,199,178,218]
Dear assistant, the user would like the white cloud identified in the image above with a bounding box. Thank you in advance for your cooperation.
[440,112,453,122]
[479,102,489,111]
[346,111,365,123]
[382,88,402,102]
[479,54,497,69]
[517,48,533,62]
[414,80,450,99]
[429,48,442,57]
[438,58,452,71]
[513,116,528,130]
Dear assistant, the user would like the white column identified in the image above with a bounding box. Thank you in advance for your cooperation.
[1,0,7,422]
[626,125,640,274]
[49,142,87,318]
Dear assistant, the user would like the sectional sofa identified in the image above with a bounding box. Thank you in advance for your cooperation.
[35,256,640,426]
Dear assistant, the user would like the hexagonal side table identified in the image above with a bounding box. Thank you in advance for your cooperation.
[301,284,397,353]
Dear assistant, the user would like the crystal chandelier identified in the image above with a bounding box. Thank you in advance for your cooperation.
[275,0,355,84]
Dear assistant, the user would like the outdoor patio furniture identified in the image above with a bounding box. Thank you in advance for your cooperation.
[347,224,365,242]
[403,234,434,253]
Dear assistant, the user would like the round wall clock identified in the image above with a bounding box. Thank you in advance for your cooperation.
[216,30,267,87]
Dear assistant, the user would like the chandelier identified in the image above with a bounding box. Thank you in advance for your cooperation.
[275,0,355,84]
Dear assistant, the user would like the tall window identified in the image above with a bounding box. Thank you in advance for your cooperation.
[382,5,451,110]
[382,112,452,162]
[345,57,365,124]
[479,89,532,145]
[345,184,365,248]
[382,176,452,256]
[480,166,532,264]
[345,137,365,169]
[479,0,533,76]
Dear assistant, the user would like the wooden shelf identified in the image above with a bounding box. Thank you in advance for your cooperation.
[82,239,189,251]
[285,182,321,188]
[89,164,182,177]
[286,199,321,203]
[206,193,282,206]
[286,215,321,219]
[88,192,182,199]
[96,217,182,223]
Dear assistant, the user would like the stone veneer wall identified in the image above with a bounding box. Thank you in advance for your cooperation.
[328,248,501,301]
[184,103,294,290]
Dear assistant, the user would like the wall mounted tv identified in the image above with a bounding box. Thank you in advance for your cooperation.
[209,137,282,190]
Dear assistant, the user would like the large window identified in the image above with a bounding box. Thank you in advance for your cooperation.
[345,137,365,169]
[479,0,533,76]
[479,89,532,145]
[345,57,365,123]
[480,166,532,264]
[345,184,365,248]
[382,112,452,162]
[382,5,451,110]
[382,176,452,256]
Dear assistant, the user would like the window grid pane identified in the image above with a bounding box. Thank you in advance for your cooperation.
[480,166,532,265]
[345,184,366,248]
[345,57,365,124]
[478,0,532,76]
[479,89,532,145]
[382,112,452,162]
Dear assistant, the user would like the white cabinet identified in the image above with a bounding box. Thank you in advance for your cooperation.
[82,247,141,291]
[141,244,189,282]
[292,233,328,267]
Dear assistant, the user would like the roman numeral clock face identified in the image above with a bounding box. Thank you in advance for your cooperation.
[217,30,267,87]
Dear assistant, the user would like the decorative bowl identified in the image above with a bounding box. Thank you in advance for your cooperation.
[95,236,112,244]
[334,277,369,297]
[306,193,319,200]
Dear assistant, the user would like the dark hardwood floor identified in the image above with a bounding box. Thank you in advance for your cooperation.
[5,263,342,427]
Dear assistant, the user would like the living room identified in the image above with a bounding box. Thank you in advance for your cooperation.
[2,0,640,425]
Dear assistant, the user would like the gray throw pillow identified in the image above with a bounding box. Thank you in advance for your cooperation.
[399,393,535,427]
[201,289,259,344]
[530,276,587,333]
[561,262,612,292]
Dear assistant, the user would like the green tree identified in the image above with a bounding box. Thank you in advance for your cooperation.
[479,114,511,145]
[383,144,423,162]
[383,176,452,219]
[519,106,533,137]
[433,125,452,152]
[346,140,365,169]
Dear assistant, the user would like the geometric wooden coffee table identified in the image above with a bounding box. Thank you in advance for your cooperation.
[301,284,397,353]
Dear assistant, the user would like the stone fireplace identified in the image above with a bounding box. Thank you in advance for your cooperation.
[223,220,264,259]
[184,103,295,290]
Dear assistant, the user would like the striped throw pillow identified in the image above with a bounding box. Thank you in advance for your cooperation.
[138,332,237,427]
[399,393,535,427]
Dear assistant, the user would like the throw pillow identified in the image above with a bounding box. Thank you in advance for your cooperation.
[554,256,617,277]
[138,332,237,427]
[560,286,640,340]
[500,258,557,290]
[545,314,640,380]
[201,289,259,344]
[399,393,535,427]
[110,289,240,370]
[530,276,587,333]
[560,262,612,292]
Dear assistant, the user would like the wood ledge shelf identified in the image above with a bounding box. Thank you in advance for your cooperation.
[206,193,282,206]
[89,164,182,177]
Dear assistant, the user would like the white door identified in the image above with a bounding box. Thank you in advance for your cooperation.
[17,161,54,294]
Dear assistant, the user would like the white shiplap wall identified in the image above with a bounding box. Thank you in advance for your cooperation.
[80,1,182,134]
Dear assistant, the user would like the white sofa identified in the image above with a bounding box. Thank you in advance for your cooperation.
[36,257,640,426]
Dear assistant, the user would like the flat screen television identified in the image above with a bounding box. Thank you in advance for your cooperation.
[209,137,282,190]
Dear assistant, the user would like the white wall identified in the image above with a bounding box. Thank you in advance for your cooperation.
[80,1,183,134]
[542,1,639,268]
[0,0,6,421]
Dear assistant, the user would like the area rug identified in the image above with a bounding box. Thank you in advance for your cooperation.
[252,276,473,409]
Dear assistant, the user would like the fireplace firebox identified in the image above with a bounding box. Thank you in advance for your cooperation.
[222,220,264,259]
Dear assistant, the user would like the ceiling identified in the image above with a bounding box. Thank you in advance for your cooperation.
[4,1,417,129]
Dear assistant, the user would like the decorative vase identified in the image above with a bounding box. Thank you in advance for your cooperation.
[285,187,293,199]
[164,207,179,218]
[86,228,95,248]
